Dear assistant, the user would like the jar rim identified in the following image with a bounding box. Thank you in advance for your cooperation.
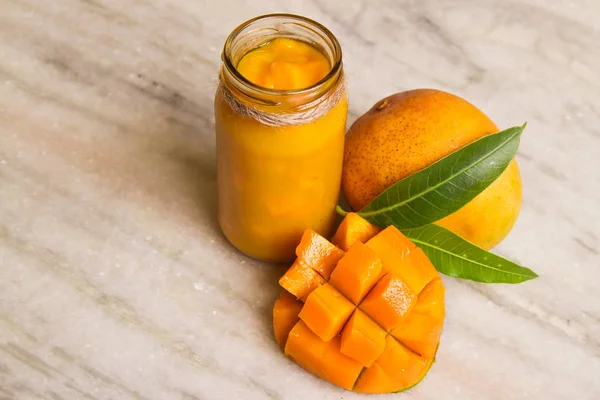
[221,13,343,98]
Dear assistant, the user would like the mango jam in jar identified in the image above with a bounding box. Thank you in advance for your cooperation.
[215,14,347,262]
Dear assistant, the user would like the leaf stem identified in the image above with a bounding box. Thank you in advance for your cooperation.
[335,205,349,216]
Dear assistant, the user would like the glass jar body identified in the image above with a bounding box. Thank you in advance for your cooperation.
[215,92,347,262]
[215,14,347,262]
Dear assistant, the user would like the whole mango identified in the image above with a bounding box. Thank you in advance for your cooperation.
[342,89,522,250]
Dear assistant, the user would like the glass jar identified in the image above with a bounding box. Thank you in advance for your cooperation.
[215,14,347,263]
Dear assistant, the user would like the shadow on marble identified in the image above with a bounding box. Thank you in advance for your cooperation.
[165,144,220,235]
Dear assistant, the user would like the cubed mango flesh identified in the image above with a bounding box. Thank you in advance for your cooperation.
[392,278,445,358]
[358,272,417,331]
[285,321,363,390]
[273,290,303,350]
[353,362,401,394]
[320,336,364,390]
[285,320,330,377]
[365,226,416,275]
[340,309,386,367]
[329,241,382,305]
[331,212,382,251]
[299,284,355,341]
[278,260,326,301]
[377,335,428,385]
[296,229,345,279]
[274,214,445,393]
[394,247,439,295]
[412,277,446,320]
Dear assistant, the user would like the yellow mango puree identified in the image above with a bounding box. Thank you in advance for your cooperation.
[215,38,347,262]
[236,38,331,90]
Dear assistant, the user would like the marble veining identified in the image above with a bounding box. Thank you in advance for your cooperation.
[0,0,599,399]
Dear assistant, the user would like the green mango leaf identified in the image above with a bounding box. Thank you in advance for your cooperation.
[403,224,538,283]
[353,125,525,229]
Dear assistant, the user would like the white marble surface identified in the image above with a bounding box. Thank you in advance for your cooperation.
[1,0,599,399]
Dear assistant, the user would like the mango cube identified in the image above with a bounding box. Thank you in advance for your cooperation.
[331,212,382,251]
[329,242,382,304]
[353,362,402,394]
[394,247,439,295]
[366,226,416,276]
[340,309,386,367]
[273,290,304,350]
[377,335,428,387]
[296,229,345,279]
[359,272,416,331]
[320,336,364,390]
[279,260,325,301]
[298,284,355,341]
[285,322,363,391]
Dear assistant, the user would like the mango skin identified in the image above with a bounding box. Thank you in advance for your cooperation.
[342,89,522,250]
[437,159,521,250]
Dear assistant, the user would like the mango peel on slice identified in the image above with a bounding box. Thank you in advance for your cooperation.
[274,213,445,393]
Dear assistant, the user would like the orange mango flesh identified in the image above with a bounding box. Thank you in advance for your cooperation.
[284,320,329,377]
[376,335,428,384]
[272,213,445,393]
[340,309,386,367]
[365,226,416,277]
[412,277,446,321]
[237,38,331,91]
[295,229,345,280]
[331,212,382,251]
[353,361,402,394]
[299,284,355,341]
[320,336,365,390]
[392,278,445,358]
[358,271,417,331]
[355,356,435,394]
[329,241,382,305]
[273,290,303,351]
[285,321,363,390]
[396,247,441,295]
[278,260,326,301]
